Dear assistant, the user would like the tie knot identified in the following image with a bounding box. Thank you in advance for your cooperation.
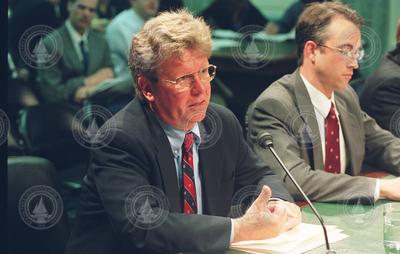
[183,132,194,152]
[327,102,336,118]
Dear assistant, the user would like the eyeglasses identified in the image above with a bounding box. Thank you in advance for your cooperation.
[317,44,365,61]
[162,64,217,92]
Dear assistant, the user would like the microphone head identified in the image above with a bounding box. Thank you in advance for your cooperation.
[257,132,273,148]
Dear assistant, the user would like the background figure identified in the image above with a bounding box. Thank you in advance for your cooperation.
[266,0,329,34]
[247,2,400,203]
[360,19,400,137]
[200,0,269,32]
[8,0,68,82]
[37,0,114,104]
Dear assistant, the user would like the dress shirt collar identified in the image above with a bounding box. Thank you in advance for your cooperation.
[157,119,201,157]
[65,20,88,45]
[300,74,338,119]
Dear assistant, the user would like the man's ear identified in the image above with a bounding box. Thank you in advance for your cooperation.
[304,40,318,63]
[137,76,155,102]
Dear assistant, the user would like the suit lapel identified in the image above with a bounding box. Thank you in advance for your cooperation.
[60,25,82,71]
[292,70,324,170]
[141,102,182,213]
[198,108,223,215]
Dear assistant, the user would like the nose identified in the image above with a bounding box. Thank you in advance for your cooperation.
[348,57,359,69]
[190,74,206,95]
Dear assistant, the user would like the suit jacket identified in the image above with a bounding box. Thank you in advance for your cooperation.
[360,46,400,137]
[247,69,400,202]
[38,23,113,102]
[65,99,292,254]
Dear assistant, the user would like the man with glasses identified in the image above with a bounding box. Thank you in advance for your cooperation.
[66,10,301,254]
[247,2,400,203]
[38,0,114,104]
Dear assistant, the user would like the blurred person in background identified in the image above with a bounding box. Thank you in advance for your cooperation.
[360,19,400,137]
[37,0,113,104]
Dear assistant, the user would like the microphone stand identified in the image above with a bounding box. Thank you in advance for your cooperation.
[258,133,336,254]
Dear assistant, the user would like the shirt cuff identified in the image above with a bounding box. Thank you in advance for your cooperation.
[374,179,380,201]
[230,219,234,243]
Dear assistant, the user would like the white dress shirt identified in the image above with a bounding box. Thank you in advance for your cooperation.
[301,74,380,200]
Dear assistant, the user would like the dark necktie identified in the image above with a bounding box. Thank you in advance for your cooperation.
[182,132,197,214]
[79,40,89,75]
[324,102,341,174]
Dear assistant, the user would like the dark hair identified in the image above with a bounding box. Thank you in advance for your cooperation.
[295,1,363,65]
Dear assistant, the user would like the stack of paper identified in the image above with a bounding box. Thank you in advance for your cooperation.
[231,223,348,254]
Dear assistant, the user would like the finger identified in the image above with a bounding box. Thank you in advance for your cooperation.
[253,185,272,209]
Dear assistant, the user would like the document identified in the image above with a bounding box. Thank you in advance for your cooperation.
[231,223,348,254]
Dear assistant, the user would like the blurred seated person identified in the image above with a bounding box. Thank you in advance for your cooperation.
[106,0,159,78]
[360,19,400,137]
[265,0,329,34]
[200,0,270,32]
[101,0,160,108]
[37,0,114,105]
[8,0,68,82]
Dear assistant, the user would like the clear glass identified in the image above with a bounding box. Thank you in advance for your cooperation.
[163,64,217,92]
[384,203,400,254]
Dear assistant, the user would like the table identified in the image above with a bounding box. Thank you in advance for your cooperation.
[200,173,396,254]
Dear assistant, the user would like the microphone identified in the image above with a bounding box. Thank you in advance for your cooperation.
[258,132,336,254]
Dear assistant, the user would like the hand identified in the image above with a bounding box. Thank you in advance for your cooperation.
[380,177,400,200]
[74,86,95,103]
[265,22,279,34]
[268,199,301,231]
[232,186,301,243]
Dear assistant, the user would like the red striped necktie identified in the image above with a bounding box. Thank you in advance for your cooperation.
[182,132,197,214]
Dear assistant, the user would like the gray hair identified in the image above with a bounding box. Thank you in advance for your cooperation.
[128,9,212,100]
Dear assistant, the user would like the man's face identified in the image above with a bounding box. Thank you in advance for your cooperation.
[313,16,361,93]
[146,49,212,131]
[131,0,160,20]
[68,0,97,34]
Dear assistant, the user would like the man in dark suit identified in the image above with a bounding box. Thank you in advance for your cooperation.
[247,2,400,202]
[360,20,400,137]
[38,0,113,104]
[65,10,301,254]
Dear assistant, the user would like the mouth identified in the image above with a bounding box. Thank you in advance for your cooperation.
[189,100,207,108]
[343,74,353,80]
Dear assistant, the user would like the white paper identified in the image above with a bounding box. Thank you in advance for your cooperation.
[231,223,349,254]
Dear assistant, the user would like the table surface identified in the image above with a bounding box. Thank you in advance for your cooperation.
[213,173,397,254]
